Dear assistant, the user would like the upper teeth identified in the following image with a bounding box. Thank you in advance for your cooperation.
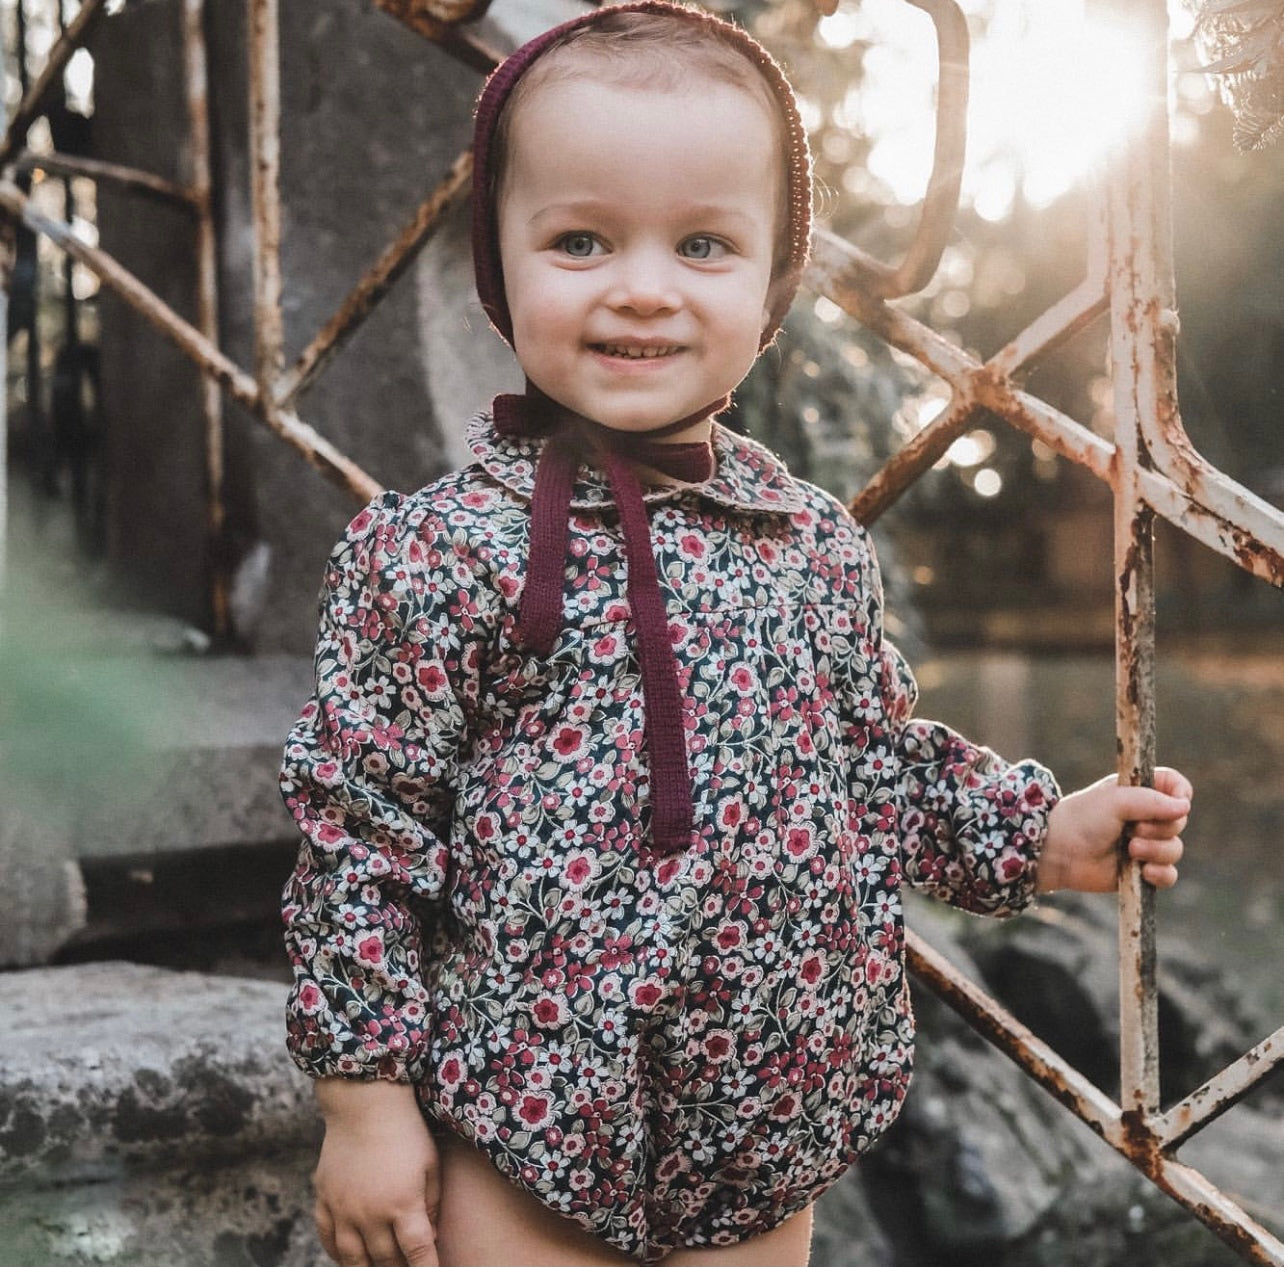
[599,344,677,358]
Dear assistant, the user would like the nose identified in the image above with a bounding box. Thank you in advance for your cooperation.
[605,247,682,316]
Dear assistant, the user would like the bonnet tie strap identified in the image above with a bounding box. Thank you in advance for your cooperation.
[493,386,724,854]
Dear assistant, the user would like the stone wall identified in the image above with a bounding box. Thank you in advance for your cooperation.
[89,0,571,652]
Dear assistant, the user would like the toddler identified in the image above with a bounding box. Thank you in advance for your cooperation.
[280,5,1190,1265]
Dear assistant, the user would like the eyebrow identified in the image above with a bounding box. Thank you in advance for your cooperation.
[527,200,761,230]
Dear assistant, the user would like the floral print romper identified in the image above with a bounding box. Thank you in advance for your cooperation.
[281,415,1059,1262]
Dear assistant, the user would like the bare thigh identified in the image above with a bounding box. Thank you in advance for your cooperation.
[433,1129,634,1267]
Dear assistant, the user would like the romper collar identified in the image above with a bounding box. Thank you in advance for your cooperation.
[465,412,807,517]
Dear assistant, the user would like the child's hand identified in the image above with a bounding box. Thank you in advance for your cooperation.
[1037,767,1192,894]
[313,1078,440,1267]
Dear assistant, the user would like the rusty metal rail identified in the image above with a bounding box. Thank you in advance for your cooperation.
[0,0,1280,1260]
[814,0,1284,1259]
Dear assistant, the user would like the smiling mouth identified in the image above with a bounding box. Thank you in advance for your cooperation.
[590,343,683,360]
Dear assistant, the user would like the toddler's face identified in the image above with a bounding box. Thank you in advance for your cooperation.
[497,74,780,436]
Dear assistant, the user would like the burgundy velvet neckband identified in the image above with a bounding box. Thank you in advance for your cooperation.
[473,3,813,854]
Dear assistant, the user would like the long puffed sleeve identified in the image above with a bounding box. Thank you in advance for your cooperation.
[878,638,1060,916]
[280,493,493,1081]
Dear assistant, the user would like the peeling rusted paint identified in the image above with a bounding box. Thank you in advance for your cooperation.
[1158,1026,1284,1149]
[249,0,284,394]
[184,0,229,639]
[276,151,474,408]
[10,151,198,208]
[369,0,501,73]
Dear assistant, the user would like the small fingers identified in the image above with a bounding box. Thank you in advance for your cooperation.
[364,1224,411,1267]
[1141,861,1180,888]
[1128,834,1183,889]
[394,1212,439,1267]
[315,1201,340,1266]
[1130,813,1189,840]
[1116,786,1191,830]
[1153,766,1194,803]
[333,1224,372,1267]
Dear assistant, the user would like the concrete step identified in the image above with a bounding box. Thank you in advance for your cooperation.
[2,652,313,968]
[0,961,325,1267]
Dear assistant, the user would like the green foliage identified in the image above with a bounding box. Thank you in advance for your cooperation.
[0,566,158,825]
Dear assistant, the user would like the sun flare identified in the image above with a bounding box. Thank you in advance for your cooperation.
[818,0,1164,219]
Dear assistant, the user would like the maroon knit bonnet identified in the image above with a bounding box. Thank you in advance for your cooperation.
[472,1,813,854]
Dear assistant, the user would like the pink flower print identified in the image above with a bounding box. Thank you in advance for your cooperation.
[297,982,324,1013]
[629,980,663,1009]
[312,822,346,847]
[591,633,620,660]
[786,827,813,859]
[517,1094,552,1127]
[729,666,754,693]
[703,1030,734,1061]
[532,995,568,1028]
[800,954,823,986]
[998,851,1027,881]
[564,853,594,887]
[679,533,705,558]
[354,934,384,967]
[718,802,744,831]
[416,664,447,694]
[770,1092,800,1120]
[551,726,586,760]
[370,721,404,751]
[715,923,743,951]
[655,856,683,887]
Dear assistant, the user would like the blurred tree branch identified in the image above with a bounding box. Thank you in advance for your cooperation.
[1189,0,1284,150]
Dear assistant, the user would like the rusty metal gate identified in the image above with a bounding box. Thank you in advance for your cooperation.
[1,0,1281,1260]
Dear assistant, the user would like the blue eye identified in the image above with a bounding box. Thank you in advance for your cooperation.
[680,236,727,260]
[557,233,600,258]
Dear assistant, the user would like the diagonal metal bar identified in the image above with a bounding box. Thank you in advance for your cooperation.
[0,181,381,502]
[10,149,199,208]
[847,271,1109,524]
[850,393,981,525]
[1131,1153,1284,1265]
[275,151,473,408]
[810,229,1284,586]
[369,0,501,73]
[1155,1025,1284,1150]
[909,932,1284,1263]
[1136,466,1284,586]
[0,0,108,168]
[987,273,1108,378]
[907,930,1125,1135]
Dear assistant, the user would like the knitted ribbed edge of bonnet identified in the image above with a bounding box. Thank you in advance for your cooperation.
[470,0,814,352]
